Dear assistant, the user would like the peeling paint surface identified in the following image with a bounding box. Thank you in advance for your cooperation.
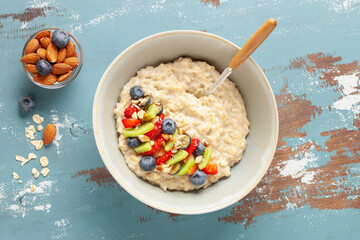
[0,0,360,239]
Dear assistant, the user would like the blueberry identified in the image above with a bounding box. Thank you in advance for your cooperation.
[130,86,144,100]
[162,119,177,134]
[138,96,151,108]
[139,156,156,171]
[193,142,205,157]
[126,137,141,148]
[190,170,207,186]
[36,59,52,76]
[18,95,35,112]
[156,104,163,116]
[52,30,70,48]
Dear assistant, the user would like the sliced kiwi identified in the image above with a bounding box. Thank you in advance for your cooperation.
[198,148,212,170]
[169,163,182,175]
[123,122,154,137]
[179,134,191,150]
[177,157,195,176]
[164,128,179,151]
[144,103,158,121]
[167,150,188,165]
[134,142,152,154]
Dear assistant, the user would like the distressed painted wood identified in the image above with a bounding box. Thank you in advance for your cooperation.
[0,0,359,239]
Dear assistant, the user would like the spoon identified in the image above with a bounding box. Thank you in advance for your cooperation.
[206,18,277,95]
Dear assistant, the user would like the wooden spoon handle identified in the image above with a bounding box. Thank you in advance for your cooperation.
[229,18,277,70]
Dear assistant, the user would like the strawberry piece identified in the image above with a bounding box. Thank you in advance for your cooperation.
[188,164,198,175]
[185,138,200,159]
[141,135,165,156]
[124,104,139,118]
[156,149,173,165]
[145,114,165,139]
[202,159,218,175]
[122,118,141,128]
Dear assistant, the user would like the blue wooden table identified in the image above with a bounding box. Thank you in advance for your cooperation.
[1,0,359,239]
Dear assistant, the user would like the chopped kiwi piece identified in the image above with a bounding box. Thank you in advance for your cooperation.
[179,134,191,150]
[144,103,158,121]
[134,142,152,154]
[198,148,211,170]
[164,128,179,151]
[167,150,188,165]
[123,122,154,137]
[177,157,195,176]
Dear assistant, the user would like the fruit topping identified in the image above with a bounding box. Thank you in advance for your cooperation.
[134,142,152,154]
[162,119,177,135]
[202,158,218,175]
[156,104,163,116]
[169,163,182,175]
[138,96,151,108]
[185,138,200,159]
[177,157,195,176]
[36,59,52,76]
[190,170,207,186]
[126,137,141,148]
[141,135,165,156]
[123,122,154,137]
[193,142,205,157]
[156,149,173,165]
[145,113,164,139]
[122,118,141,128]
[187,164,198,175]
[18,95,35,112]
[164,128,179,151]
[124,104,139,118]
[139,156,156,171]
[167,150,189,165]
[144,103,158,121]
[52,30,70,48]
[198,147,211,170]
[178,133,191,150]
[130,86,145,100]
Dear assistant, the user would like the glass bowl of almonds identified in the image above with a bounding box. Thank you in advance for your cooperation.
[21,27,83,89]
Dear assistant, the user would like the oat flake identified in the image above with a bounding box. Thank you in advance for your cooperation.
[32,114,44,124]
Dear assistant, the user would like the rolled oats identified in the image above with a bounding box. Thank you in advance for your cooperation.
[15,155,26,162]
[37,125,43,131]
[12,172,20,180]
[40,156,49,167]
[30,185,36,192]
[40,167,50,177]
[32,114,44,124]
[25,125,36,140]
[30,140,44,150]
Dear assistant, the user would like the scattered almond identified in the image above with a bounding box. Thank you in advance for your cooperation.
[24,64,38,74]
[25,39,40,54]
[203,140,209,147]
[32,114,44,124]
[33,73,58,85]
[46,43,58,63]
[35,30,51,40]
[37,125,43,131]
[40,156,49,167]
[12,172,20,180]
[57,48,66,63]
[57,70,73,82]
[195,155,203,164]
[52,63,72,74]
[40,37,51,48]
[137,110,145,119]
[161,134,170,141]
[138,135,150,142]
[36,47,47,59]
[63,57,79,69]
[65,41,75,57]
[131,112,138,119]
[21,53,40,64]
[151,116,159,124]
[41,168,50,177]
[43,124,57,145]
[31,140,44,150]
[30,185,36,192]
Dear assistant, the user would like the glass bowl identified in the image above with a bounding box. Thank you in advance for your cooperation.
[21,27,83,89]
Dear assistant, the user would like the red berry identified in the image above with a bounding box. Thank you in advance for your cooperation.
[122,118,141,128]
[156,149,173,165]
[141,135,165,156]
[185,138,200,159]
[145,114,165,139]
[124,104,139,118]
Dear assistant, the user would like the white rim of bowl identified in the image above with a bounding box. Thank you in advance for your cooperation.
[93,30,279,215]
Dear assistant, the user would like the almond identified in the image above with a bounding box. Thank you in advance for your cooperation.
[73,51,78,57]
[65,41,75,57]
[52,63,72,74]
[40,37,51,48]
[43,124,57,145]
[24,64,38,74]
[46,43,58,63]
[57,70,73,82]
[57,48,66,63]
[25,39,40,54]
[20,53,40,64]
[64,57,79,69]
[36,48,46,59]
[35,30,51,40]
[33,73,57,85]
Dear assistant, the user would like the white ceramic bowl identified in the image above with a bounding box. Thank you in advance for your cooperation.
[93,30,278,214]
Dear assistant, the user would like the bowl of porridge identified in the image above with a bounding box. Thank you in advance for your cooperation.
[93,30,278,214]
